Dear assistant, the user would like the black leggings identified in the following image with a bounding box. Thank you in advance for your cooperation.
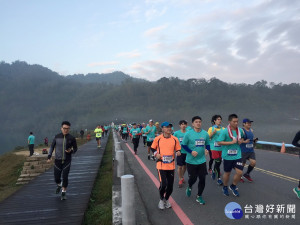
[208,150,214,170]
[142,136,147,145]
[187,163,207,196]
[132,138,139,152]
[214,158,222,179]
[158,170,174,200]
[54,159,71,188]
[122,133,128,140]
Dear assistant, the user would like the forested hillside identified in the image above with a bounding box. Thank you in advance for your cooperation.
[0,61,299,154]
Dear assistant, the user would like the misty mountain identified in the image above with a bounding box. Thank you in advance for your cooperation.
[0,61,299,154]
[66,72,146,85]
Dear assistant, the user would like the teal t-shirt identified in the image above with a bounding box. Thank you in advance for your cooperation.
[28,135,35,145]
[130,128,141,138]
[145,125,156,142]
[181,129,210,165]
[173,130,187,154]
[141,127,147,137]
[217,127,244,160]
[208,126,225,151]
[122,127,128,134]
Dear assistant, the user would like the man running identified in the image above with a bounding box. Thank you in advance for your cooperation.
[151,122,181,209]
[47,121,77,200]
[94,125,103,148]
[207,115,224,185]
[240,118,258,182]
[145,119,156,160]
[141,123,147,147]
[292,130,300,199]
[155,122,162,137]
[173,120,188,188]
[181,116,210,205]
[217,114,245,197]
[129,123,142,154]
[121,124,129,142]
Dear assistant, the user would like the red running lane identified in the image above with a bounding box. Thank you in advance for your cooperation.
[125,142,194,225]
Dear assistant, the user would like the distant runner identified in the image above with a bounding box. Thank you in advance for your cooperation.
[129,123,142,155]
[207,115,225,186]
[28,132,35,157]
[94,125,103,148]
[240,118,258,183]
[173,120,188,188]
[141,123,147,147]
[145,119,157,160]
[151,121,181,209]
[47,121,77,200]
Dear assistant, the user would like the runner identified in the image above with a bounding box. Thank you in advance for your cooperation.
[47,121,77,200]
[151,121,181,209]
[129,123,142,155]
[141,123,147,147]
[207,115,225,186]
[145,119,157,160]
[217,114,245,197]
[94,125,103,148]
[121,124,129,142]
[292,130,300,199]
[181,116,210,205]
[173,120,188,188]
[155,122,162,137]
[240,118,258,182]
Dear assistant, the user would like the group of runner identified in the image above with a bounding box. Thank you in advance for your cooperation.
[115,113,259,209]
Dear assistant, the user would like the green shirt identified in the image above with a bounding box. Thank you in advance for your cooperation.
[173,130,187,154]
[28,135,35,145]
[145,125,156,142]
[181,129,210,165]
[217,127,244,160]
[130,128,141,138]
[94,128,103,138]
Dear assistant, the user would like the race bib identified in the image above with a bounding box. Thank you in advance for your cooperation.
[214,142,221,147]
[246,144,253,148]
[195,139,205,147]
[149,137,154,141]
[227,149,238,156]
[179,137,183,143]
[162,155,173,163]
[133,131,137,135]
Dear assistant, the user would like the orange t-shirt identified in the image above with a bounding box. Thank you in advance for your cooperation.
[151,134,181,170]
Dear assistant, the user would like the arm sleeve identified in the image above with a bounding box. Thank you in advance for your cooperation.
[48,138,56,159]
[182,145,193,154]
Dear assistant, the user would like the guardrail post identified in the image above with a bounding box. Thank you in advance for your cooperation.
[116,150,124,177]
[121,175,135,225]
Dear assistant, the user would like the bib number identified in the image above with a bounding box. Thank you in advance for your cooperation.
[149,137,154,141]
[195,139,205,147]
[214,142,221,147]
[162,155,173,163]
[179,137,183,143]
[227,149,238,156]
[246,144,253,148]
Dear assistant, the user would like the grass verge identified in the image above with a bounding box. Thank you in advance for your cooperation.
[0,153,26,202]
[83,133,113,225]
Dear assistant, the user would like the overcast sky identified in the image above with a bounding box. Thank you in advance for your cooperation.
[0,0,299,84]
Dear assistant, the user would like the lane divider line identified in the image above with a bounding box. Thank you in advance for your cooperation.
[124,142,194,225]
[254,167,298,183]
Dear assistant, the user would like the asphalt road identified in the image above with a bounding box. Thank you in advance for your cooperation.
[119,136,300,225]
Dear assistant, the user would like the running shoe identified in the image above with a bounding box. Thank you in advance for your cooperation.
[186,187,192,197]
[211,171,216,180]
[293,187,300,199]
[217,179,223,186]
[152,155,155,161]
[182,178,185,183]
[196,195,205,205]
[164,199,172,208]
[178,179,183,188]
[97,146,100,148]
[223,186,229,196]
[229,184,240,197]
[61,191,67,200]
[55,185,61,194]
[148,155,150,160]
[158,199,165,209]
[240,177,245,183]
[243,174,253,182]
